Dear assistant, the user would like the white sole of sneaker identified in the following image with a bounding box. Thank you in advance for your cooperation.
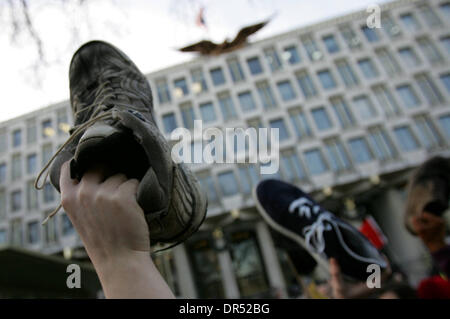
[252,186,330,277]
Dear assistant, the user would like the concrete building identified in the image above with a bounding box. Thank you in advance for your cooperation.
[0,0,449,298]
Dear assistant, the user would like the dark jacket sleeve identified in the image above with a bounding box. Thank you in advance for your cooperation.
[432,245,450,278]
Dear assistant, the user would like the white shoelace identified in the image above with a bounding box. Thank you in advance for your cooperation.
[288,197,335,253]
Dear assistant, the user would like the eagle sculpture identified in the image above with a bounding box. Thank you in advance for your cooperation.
[179,19,270,56]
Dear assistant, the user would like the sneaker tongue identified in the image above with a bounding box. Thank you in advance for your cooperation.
[71,122,149,181]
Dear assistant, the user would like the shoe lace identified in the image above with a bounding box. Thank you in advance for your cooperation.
[34,69,150,224]
[288,197,334,254]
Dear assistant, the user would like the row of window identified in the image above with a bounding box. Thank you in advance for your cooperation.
[0,144,54,184]
[0,212,74,247]
[0,181,56,219]
[160,72,450,136]
[0,108,69,154]
[152,3,450,105]
[197,114,450,203]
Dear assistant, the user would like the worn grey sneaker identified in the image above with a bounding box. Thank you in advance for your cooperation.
[36,40,207,246]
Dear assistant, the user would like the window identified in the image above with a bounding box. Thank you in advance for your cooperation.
[256,81,277,110]
[335,60,359,87]
[43,182,55,203]
[217,171,239,196]
[400,13,421,32]
[0,190,6,221]
[289,108,312,139]
[187,238,225,298]
[311,107,332,131]
[238,165,259,194]
[440,36,450,55]
[218,92,238,121]
[381,15,401,38]
[10,219,23,246]
[227,57,245,82]
[317,70,337,90]
[173,78,189,97]
[418,5,442,28]
[283,46,300,64]
[191,68,208,94]
[414,115,442,150]
[368,127,396,160]
[277,80,296,101]
[162,113,177,134]
[323,35,340,53]
[396,85,420,109]
[281,150,305,181]
[228,230,269,298]
[0,163,5,184]
[440,3,450,20]
[302,34,323,61]
[325,138,351,172]
[12,129,21,148]
[62,213,75,236]
[339,24,362,49]
[11,154,21,181]
[394,126,419,152]
[42,144,52,166]
[264,47,283,72]
[42,119,54,138]
[304,149,328,175]
[415,73,445,106]
[372,85,401,117]
[26,180,38,211]
[269,118,290,141]
[0,229,6,244]
[330,96,355,129]
[247,57,263,75]
[56,108,69,135]
[210,67,226,86]
[441,74,450,93]
[375,48,402,77]
[417,37,444,64]
[155,78,171,104]
[26,154,37,175]
[27,221,39,244]
[11,190,22,212]
[238,91,256,112]
[361,26,380,43]
[358,58,379,79]
[348,137,373,163]
[296,70,317,99]
[180,102,196,130]
[398,47,421,67]
[198,173,219,203]
[43,211,58,244]
[0,130,7,154]
[438,114,450,139]
[199,102,217,123]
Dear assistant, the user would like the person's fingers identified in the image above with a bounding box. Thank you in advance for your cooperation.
[329,258,341,277]
[117,178,140,196]
[100,173,128,194]
[81,166,106,186]
[60,161,79,209]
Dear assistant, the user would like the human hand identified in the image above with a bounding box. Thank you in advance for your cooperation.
[59,161,173,298]
[411,212,446,253]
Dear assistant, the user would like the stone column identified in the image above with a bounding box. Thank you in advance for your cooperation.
[173,244,197,298]
[255,221,287,298]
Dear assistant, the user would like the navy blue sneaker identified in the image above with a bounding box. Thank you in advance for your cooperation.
[253,179,387,280]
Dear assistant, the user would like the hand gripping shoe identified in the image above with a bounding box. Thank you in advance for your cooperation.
[254,179,387,280]
[36,40,207,246]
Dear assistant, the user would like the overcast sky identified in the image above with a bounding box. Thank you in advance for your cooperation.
[0,0,390,122]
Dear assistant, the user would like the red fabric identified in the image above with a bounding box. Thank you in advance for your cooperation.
[359,216,387,249]
[417,275,450,299]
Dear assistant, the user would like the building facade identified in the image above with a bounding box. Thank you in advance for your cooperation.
[0,0,449,298]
